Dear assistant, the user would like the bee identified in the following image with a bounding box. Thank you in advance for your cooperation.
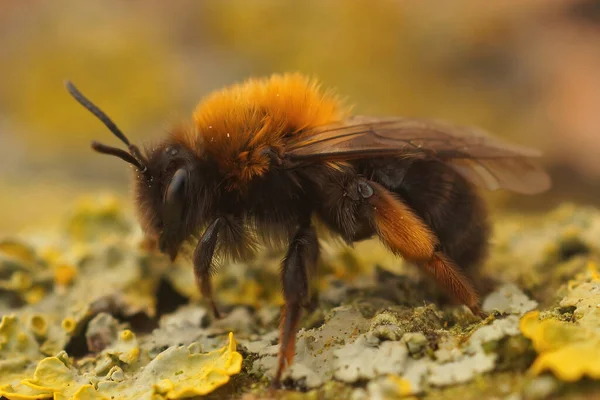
[65,73,550,387]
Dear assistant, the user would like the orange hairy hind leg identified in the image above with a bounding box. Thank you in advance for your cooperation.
[368,181,482,316]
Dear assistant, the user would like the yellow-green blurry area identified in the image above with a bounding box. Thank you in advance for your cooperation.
[1,0,600,234]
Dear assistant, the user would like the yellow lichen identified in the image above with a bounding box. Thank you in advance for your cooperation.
[520,311,600,381]
[587,260,600,281]
[72,195,121,216]
[0,316,46,395]
[367,375,418,399]
[1,332,242,399]
[531,342,600,382]
[66,195,130,242]
[0,385,52,400]
[0,315,42,359]
[0,271,33,292]
[0,355,97,400]
[39,246,63,265]
[560,224,580,240]
[61,318,77,334]
[24,286,46,305]
[53,264,78,286]
[387,375,414,397]
[72,385,110,400]
[107,329,140,364]
[120,329,134,341]
[519,259,600,383]
[29,315,48,340]
[0,240,38,265]
[121,278,158,318]
[146,332,242,399]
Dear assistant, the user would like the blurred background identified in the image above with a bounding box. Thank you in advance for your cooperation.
[1,0,600,236]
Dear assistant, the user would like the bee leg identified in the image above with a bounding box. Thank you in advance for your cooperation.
[365,181,482,316]
[272,223,319,388]
[193,218,224,319]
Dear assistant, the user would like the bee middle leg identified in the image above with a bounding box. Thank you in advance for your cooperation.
[272,221,319,388]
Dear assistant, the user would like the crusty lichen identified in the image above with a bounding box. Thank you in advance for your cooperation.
[0,331,242,399]
[2,198,600,399]
[520,265,600,382]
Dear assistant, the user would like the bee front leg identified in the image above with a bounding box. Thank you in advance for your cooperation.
[272,222,319,388]
[193,218,224,319]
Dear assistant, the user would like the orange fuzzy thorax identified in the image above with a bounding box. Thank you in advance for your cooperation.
[184,73,348,188]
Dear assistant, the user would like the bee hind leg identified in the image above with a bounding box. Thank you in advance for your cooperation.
[364,180,483,316]
[272,222,319,388]
[316,174,483,317]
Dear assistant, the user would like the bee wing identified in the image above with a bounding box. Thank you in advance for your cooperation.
[286,116,551,194]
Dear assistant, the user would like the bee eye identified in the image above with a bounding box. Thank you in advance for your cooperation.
[160,167,188,261]
[165,168,187,205]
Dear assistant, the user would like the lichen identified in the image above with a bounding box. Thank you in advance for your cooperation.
[333,336,409,382]
[482,283,539,315]
[520,268,600,383]
[65,195,131,242]
[0,332,242,399]
[3,196,600,398]
[366,375,417,399]
[521,311,600,381]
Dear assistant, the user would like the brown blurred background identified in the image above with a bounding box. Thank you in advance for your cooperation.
[1,0,600,236]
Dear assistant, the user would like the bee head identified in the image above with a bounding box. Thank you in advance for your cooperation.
[65,81,211,261]
[136,141,204,261]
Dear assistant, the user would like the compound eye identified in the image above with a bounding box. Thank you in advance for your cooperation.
[161,168,188,260]
[165,168,187,206]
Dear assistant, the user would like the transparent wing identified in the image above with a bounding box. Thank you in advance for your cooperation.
[286,116,550,194]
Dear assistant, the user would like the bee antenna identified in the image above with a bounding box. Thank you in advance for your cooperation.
[65,81,131,146]
[65,80,151,178]
[91,141,144,170]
